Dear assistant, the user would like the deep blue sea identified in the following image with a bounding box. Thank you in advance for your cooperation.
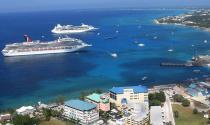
[0,9,210,109]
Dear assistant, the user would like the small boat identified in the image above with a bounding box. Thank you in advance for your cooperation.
[142,76,148,81]
[110,53,118,58]
[168,49,173,52]
[204,40,208,43]
[153,36,158,39]
[138,43,145,47]
[97,33,100,36]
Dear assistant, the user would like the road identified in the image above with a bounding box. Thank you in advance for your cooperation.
[163,91,176,125]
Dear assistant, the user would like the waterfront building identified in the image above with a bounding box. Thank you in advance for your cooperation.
[150,106,165,125]
[16,106,35,116]
[62,99,99,125]
[85,93,110,112]
[0,114,11,122]
[109,85,148,109]
[125,103,149,125]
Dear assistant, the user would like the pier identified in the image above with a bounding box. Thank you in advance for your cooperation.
[160,62,193,67]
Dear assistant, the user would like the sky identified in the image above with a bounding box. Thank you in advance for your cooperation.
[1,0,210,13]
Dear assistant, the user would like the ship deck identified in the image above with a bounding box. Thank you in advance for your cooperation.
[4,40,83,51]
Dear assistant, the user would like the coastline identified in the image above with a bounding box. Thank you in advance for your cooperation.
[154,19,210,32]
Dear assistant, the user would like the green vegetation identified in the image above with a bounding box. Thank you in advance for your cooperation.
[174,110,179,118]
[110,102,116,110]
[172,104,208,125]
[193,108,198,114]
[157,10,210,29]
[173,94,185,102]
[173,94,190,107]
[43,108,52,121]
[149,91,166,106]
[12,114,40,125]
[99,110,110,121]
[182,99,190,107]
[39,118,74,125]
[43,108,63,121]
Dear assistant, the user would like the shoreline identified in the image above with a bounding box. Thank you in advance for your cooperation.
[154,19,210,32]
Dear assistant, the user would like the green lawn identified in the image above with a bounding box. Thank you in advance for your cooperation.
[39,118,74,125]
[172,104,208,125]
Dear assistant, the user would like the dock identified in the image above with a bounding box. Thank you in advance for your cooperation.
[160,62,193,67]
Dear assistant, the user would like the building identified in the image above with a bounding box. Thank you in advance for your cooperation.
[126,103,149,125]
[109,85,148,109]
[63,99,99,125]
[150,106,165,125]
[85,93,110,112]
[0,114,11,122]
[16,106,35,116]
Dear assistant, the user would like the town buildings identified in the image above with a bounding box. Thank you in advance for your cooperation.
[62,99,99,125]
[109,85,148,109]
[126,103,149,125]
[85,93,110,112]
[0,114,11,122]
[16,106,35,116]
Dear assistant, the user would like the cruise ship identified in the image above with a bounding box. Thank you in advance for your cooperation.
[51,23,97,34]
[2,35,91,57]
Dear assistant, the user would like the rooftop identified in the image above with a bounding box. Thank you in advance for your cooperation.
[127,103,149,121]
[16,106,35,113]
[86,93,102,103]
[150,106,164,125]
[86,93,109,103]
[109,85,148,94]
[64,99,96,111]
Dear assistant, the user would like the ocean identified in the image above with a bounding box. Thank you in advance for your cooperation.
[0,9,210,109]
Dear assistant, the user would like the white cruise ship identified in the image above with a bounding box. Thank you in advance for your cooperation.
[51,23,97,34]
[2,35,91,57]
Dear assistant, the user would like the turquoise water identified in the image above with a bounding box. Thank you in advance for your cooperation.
[0,9,210,109]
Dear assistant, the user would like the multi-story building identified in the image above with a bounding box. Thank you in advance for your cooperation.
[63,99,99,125]
[85,93,110,112]
[126,103,149,125]
[109,85,148,109]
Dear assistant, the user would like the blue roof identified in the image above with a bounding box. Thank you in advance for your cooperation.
[65,99,96,111]
[109,85,148,94]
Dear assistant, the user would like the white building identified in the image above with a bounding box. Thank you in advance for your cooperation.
[0,114,11,122]
[150,106,165,125]
[16,106,35,116]
[126,103,149,125]
[63,99,99,125]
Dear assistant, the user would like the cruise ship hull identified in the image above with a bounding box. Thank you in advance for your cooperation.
[51,29,95,34]
[2,47,85,57]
